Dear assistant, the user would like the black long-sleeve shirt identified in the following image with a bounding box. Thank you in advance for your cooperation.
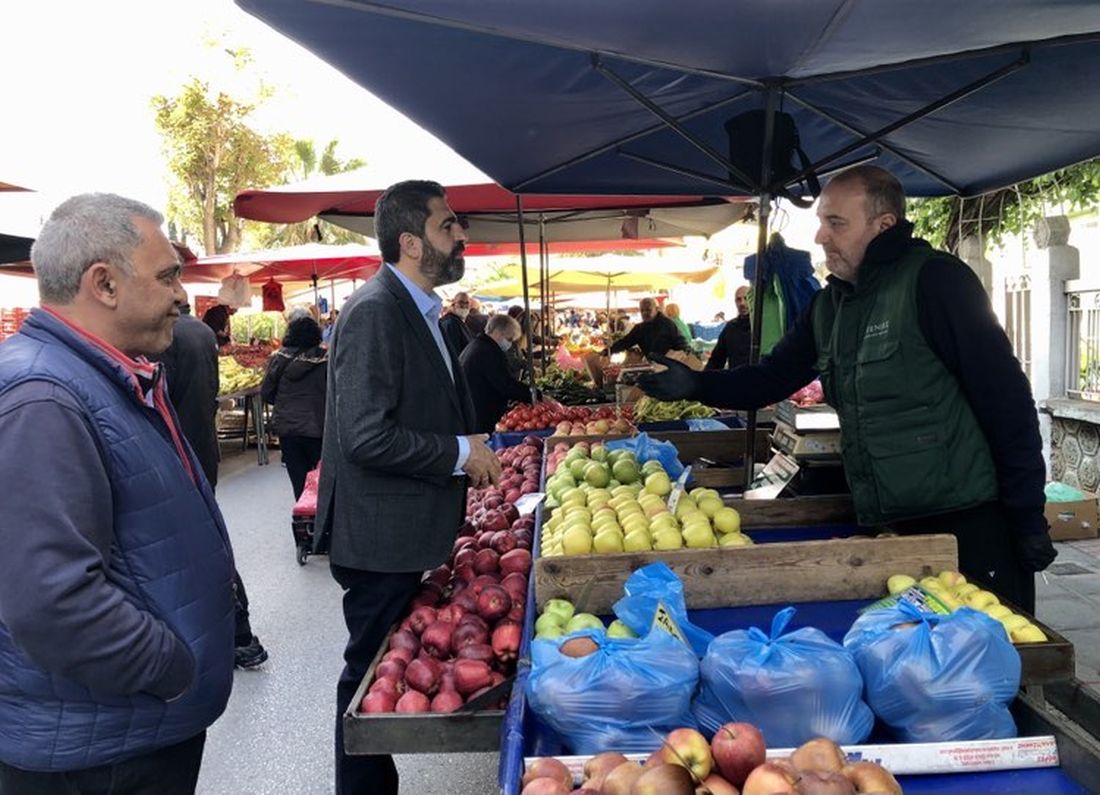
[610,313,689,358]
[696,225,1046,538]
[706,314,752,370]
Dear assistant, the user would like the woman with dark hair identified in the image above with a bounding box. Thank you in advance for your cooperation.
[261,315,328,499]
[201,304,233,347]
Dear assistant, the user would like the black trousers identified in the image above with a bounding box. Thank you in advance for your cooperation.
[232,568,254,647]
[331,565,423,795]
[280,435,323,501]
[0,732,205,795]
[887,501,1036,614]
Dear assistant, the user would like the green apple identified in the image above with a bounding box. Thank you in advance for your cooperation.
[565,613,605,634]
[543,598,575,624]
[641,460,664,476]
[590,444,608,462]
[584,461,611,488]
[674,498,699,519]
[712,506,741,534]
[569,458,590,480]
[607,620,638,639]
[562,526,594,555]
[536,624,564,640]
[611,459,640,485]
[535,612,566,635]
[623,528,653,552]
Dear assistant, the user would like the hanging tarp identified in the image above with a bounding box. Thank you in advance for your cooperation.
[236,0,1100,198]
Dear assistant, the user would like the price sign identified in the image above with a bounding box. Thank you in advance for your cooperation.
[650,601,689,645]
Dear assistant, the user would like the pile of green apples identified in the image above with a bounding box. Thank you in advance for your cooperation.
[540,443,752,556]
[533,597,638,641]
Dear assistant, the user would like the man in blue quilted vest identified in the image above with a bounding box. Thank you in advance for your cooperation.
[0,194,236,793]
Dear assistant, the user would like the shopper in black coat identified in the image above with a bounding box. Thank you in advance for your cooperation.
[707,286,753,370]
[460,314,533,433]
[262,315,328,499]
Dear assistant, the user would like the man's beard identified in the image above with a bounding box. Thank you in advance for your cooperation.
[420,241,465,286]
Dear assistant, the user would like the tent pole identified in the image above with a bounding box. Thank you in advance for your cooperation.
[539,214,549,376]
[744,87,779,490]
[515,197,536,396]
[330,279,336,311]
[312,273,320,307]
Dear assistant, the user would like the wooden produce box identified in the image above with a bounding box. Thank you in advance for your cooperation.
[343,626,505,755]
[533,533,958,614]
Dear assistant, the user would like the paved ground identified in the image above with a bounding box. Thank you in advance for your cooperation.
[196,447,498,795]
[197,446,1100,794]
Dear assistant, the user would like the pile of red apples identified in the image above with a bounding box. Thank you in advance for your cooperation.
[521,724,902,794]
[358,440,542,715]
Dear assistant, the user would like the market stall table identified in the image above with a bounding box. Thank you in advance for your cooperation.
[219,386,269,466]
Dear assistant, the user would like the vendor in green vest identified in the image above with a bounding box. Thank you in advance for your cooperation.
[638,165,1056,614]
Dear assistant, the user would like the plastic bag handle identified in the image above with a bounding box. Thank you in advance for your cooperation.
[747,606,797,644]
[895,599,944,626]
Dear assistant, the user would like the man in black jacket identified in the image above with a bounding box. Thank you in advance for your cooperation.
[608,297,689,359]
[640,165,1056,614]
[707,286,752,370]
[151,304,268,670]
[460,314,533,433]
[439,291,474,354]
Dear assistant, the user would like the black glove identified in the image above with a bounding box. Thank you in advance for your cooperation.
[636,354,702,401]
[1015,531,1058,573]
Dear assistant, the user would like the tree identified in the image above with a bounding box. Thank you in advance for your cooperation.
[911,159,1100,253]
[153,77,293,254]
[255,139,368,248]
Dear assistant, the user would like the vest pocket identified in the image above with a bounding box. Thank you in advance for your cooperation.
[855,338,901,403]
[814,353,836,405]
[864,421,946,518]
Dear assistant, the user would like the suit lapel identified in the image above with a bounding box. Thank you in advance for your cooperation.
[379,267,465,420]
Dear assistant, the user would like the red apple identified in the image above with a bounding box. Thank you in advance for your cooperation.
[430,689,464,713]
[522,758,573,791]
[582,752,628,789]
[491,530,518,555]
[600,761,644,795]
[791,737,847,774]
[394,690,430,713]
[382,647,413,666]
[500,548,532,576]
[453,659,494,696]
[374,659,406,681]
[404,657,441,695]
[420,621,454,659]
[388,629,419,656]
[519,779,569,795]
[469,573,501,598]
[492,621,522,663]
[359,690,395,713]
[456,643,495,665]
[742,761,799,795]
[698,773,739,795]
[478,584,513,622]
[475,548,501,574]
[407,606,437,636]
[711,722,766,788]
[842,762,901,795]
[368,676,403,699]
[632,763,695,795]
[796,769,856,795]
[453,620,490,649]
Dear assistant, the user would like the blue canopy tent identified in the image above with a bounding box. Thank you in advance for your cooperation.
[236,0,1100,482]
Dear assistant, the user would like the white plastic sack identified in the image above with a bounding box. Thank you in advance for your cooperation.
[217,273,251,308]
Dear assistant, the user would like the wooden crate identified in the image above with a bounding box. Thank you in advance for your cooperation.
[533,533,958,613]
[732,494,856,528]
[343,625,505,755]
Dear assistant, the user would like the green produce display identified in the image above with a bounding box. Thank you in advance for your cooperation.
[633,396,717,423]
[535,366,605,405]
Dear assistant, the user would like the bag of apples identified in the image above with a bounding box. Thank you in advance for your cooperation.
[843,600,1021,742]
[611,562,714,657]
[526,626,699,755]
[692,607,874,748]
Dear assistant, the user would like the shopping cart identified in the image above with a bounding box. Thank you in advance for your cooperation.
[291,466,324,565]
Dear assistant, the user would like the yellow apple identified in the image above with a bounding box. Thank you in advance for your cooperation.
[623,528,653,552]
[712,507,741,534]
[644,471,672,497]
[697,496,724,519]
[682,523,717,548]
[674,498,698,519]
[984,604,1013,620]
[593,529,625,554]
[562,526,594,555]
[919,576,947,593]
[965,590,999,611]
[1011,623,1048,644]
[886,574,917,595]
[938,570,966,589]
[954,583,980,599]
[653,529,684,550]
[718,532,754,547]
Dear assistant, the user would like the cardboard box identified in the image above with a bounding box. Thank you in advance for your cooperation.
[1044,491,1100,541]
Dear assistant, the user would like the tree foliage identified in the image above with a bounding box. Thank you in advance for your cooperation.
[255,139,368,248]
[911,159,1100,253]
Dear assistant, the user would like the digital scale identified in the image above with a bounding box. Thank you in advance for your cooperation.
[767,400,849,496]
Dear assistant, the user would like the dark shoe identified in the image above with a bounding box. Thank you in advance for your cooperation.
[234,636,268,669]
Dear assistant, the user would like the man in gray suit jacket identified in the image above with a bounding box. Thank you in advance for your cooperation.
[316,180,500,795]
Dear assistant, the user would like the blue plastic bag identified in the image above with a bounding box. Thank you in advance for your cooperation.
[612,562,715,657]
[605,432,684,477]
[843,601,1021,742]
[684,418,729,432]
[692,607,874,747]
[526,627,699,755]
